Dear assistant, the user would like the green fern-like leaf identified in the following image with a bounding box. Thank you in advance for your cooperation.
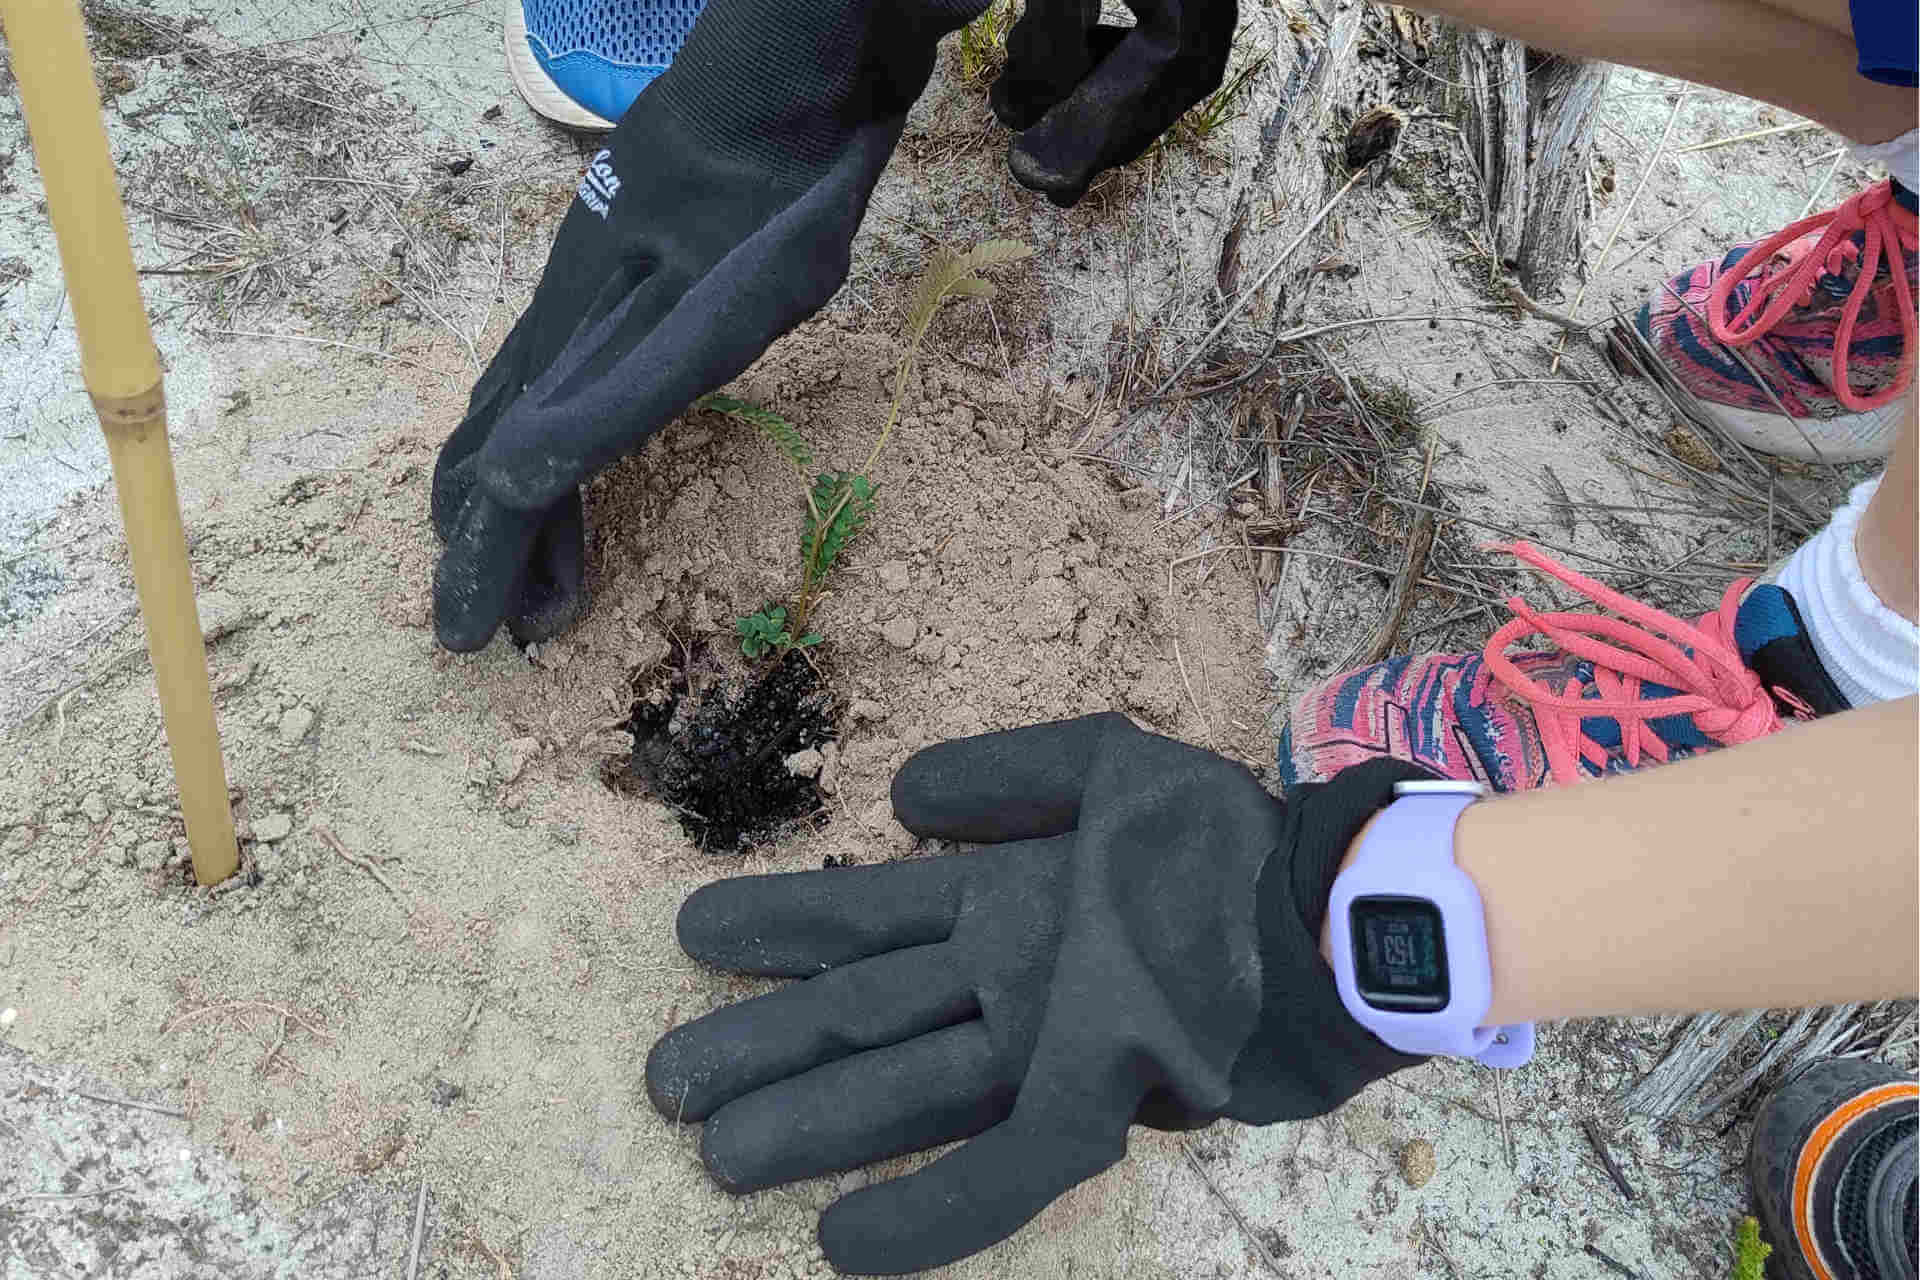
[698,393,815,472]
[802,472,877,579]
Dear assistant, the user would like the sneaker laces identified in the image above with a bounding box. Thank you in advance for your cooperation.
[1704,180,1918,413]
[1480,543,1782,785]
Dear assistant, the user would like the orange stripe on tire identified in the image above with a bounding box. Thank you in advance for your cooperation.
[1791,1079,1918,1280]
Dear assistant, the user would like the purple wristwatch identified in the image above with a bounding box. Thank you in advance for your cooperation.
[1327,779,1533,1067]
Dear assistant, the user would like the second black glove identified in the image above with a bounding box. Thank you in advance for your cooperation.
[990,0,1239,206]
[646,713,1427,1273]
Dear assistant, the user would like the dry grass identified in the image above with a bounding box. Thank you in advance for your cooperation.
[955,0,1015,90]
[78,0,572,352]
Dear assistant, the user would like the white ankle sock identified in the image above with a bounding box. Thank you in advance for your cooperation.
[1850,127,1919,194]
[1774,477,1920,707]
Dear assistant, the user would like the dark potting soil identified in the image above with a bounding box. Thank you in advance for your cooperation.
[614,648,836,852]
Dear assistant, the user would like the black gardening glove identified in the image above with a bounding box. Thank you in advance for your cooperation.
[989,0,1238,207]
[645,713,1426,1274]
[429,0,990,652]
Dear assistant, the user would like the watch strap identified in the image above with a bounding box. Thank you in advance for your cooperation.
[1337,788,1535,1068]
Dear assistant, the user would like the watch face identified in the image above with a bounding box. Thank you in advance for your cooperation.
[1349,895,1450,1013]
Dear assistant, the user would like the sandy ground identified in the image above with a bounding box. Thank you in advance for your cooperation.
[0,1,1900,1277]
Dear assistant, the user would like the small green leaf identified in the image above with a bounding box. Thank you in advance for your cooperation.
[699,393,815,472]
[1729,1217,1771,1280]
[797,632,822,647]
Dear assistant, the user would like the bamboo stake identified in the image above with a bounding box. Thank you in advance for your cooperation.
[1,0,238,884]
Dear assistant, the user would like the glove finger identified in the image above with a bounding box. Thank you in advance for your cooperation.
[694,1020,1011,1194]
[818,1115,1131,1275]
[432,343,531,542]
[429,449,478,546]
[673,843,1059,973]
[1133,1086,1220,1131]
[889,712,1141,842]
[503,488,589,646]
[646,942,976,1122]
[470,262,687,512]
[432,489,544,653]
[1007,0,1236,207]
[988,0,1102,131]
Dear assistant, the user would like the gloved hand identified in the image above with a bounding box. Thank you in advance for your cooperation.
[990,0,1238,207]
[646,713,1426,1274]
[429,0,991,651]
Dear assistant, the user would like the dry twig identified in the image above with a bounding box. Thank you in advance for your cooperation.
[1580,1118,1636,1200]
[1672,119,1819,154]
[407,1181,431,1280]
[1150,168,1370,400]
[314,823,408,908]
[1180,1141,1284,1278]
[1359,510,1434,665]
[19,1183,129,1201]
[1171,638,1216,747]
[1501,279,1586,334]
[163,1000,332,1040]
[68,1090,186,1119]
[209,328,459,377]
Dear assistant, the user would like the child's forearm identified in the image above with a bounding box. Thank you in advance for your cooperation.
[1328,696,1919,1026]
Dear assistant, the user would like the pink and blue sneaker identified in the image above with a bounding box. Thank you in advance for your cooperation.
[1626,178,1917,463]
[504,0,706,130]
[1276,543,1851,792]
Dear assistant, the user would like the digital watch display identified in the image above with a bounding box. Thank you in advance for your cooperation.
[1349,895,1449,1012]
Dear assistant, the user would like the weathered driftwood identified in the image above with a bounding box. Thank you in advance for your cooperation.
[1438,30,1611,294]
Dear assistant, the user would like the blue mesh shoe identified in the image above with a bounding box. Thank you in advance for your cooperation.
[504,0,707,130]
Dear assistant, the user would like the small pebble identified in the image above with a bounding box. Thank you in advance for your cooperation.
[878,560,911,593]
[0,1007,16,1028]
[252,812,294,843]
[61,864,95,892]
[79,792,109,824]
[497,736,541,784]
[277,706,316,744]
[783,748,824,779]
[880,617,918,650]
[1399,1137,1436,1189]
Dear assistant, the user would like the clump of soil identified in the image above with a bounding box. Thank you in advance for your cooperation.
[615,647,836,852]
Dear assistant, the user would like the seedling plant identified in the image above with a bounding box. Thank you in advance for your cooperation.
[957,0,1015,87]
[1160,46,1267,154]
[701,238,1034,660]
